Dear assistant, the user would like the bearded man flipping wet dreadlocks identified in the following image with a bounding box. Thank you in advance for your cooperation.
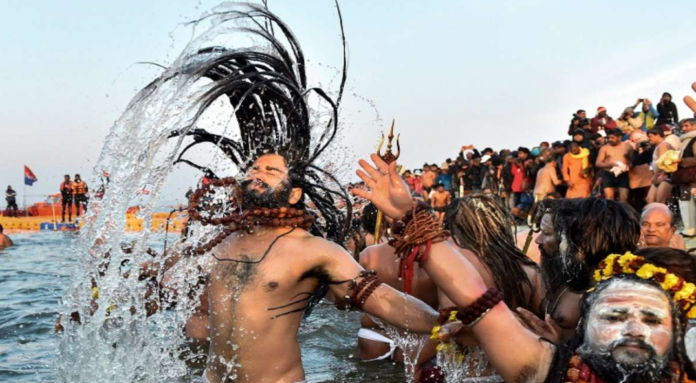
[159,5,437,383]
[353,154,696,383]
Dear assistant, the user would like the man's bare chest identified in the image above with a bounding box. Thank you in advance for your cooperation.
[211,250,293,294]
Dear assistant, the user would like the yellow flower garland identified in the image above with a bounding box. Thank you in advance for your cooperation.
[431,311,465,360]
[593,252,696,319]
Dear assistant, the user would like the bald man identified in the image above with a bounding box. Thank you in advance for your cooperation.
[639,203,686,249]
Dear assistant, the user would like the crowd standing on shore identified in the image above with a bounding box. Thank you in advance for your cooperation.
[388,96,696,240]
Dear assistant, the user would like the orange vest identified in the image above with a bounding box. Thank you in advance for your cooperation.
[73,181,88,195]
[60,181,73,194]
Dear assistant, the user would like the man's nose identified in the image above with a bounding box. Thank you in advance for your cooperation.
[534,235,543,245]
[622,320,646,339]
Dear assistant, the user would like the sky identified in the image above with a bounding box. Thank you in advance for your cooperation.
[2,0,696,206]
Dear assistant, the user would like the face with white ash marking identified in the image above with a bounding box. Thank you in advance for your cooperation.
[583,280,673,366]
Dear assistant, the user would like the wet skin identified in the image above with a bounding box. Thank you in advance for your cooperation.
[168,154,437,383]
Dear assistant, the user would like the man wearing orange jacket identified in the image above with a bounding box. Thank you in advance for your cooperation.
[72,174,88,217]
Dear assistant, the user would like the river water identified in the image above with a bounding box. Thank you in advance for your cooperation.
[0,232,405,382]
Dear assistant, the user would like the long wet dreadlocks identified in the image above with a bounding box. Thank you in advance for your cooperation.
[445,194,538,310]
[540,197,640,293]
[169,3,351,244]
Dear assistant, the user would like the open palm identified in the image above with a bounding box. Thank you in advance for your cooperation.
[352,154,414,219]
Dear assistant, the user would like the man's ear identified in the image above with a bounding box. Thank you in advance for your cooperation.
[288,187,303,205]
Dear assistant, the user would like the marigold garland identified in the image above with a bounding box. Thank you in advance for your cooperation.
[593,252,696,319]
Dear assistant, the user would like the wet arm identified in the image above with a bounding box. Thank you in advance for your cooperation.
[422,241,553,383]
[322,242,438,334]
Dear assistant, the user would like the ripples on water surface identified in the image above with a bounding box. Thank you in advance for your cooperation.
[0,232,404,382]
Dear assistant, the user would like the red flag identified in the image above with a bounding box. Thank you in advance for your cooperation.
[24,165,38,186]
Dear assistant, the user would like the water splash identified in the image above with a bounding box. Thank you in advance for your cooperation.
[54,4,344,382]
[436,344,498,383]
[370,314,428,383]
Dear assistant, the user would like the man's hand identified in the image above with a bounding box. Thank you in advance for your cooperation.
[684,81,696,114]
[437,321,465,342]
[353,154,414,219]
[516,308,563,344]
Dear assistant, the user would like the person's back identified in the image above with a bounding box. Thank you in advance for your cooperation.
[533,160,560,200]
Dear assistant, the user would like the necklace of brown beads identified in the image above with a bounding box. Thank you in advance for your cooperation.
[187,177,315,255]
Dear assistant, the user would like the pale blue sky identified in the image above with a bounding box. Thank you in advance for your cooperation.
[2,0,696,205]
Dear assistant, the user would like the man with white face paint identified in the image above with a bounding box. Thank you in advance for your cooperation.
[574,279,676,382]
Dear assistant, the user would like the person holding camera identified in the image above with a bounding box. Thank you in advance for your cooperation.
[616,106,644,136]
[656,91,679,126]
[566,109,590,135]
[632,98,659,130]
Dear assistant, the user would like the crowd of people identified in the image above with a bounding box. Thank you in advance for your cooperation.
[395,95,696,239]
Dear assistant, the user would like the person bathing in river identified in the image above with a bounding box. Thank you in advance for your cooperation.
[159,6,438,383]
[0,224,13,250]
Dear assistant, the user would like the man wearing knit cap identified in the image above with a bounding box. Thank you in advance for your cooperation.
[589,106,617,134]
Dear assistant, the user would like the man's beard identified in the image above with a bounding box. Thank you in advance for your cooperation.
[577,339,671,383]
[540,246,567,295]
[241,179,292,209]
[539,245,591,293]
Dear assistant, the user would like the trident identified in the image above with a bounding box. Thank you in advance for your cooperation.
[373,119,400,243]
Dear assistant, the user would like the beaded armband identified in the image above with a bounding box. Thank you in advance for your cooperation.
[389,202,449,294]
[342,270,384,311]
[437,288,504,327]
